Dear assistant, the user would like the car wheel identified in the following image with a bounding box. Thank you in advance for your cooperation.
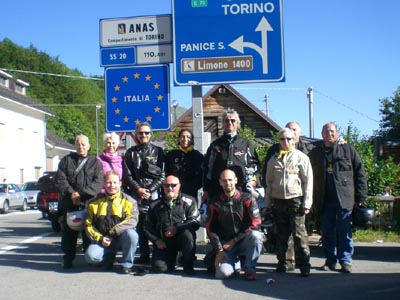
[1,200,10,214]
[21,199,28,212]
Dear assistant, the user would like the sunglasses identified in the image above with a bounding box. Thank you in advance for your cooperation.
[163,183,178,188]
[138,131,151,136]
[224,119,236,124]
[280,137,293,141]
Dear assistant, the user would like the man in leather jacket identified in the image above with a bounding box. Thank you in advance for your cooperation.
[308,122,367,274]
[205,169,264,281]
[124,122,165,263]
[144,175,200,274]
[203,109,260,201]
[55,134,103,269]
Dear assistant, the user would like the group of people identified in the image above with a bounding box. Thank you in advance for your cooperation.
[54,108,367,281]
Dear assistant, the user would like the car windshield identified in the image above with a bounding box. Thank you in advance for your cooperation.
[22,182,39,191]
[0,184,6,193]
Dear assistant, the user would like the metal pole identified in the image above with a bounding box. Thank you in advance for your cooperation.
[264,94,269,117]
[172,100,178,123]
[307,87,314,138]
[192,85,204,154]
[95,105,101,155]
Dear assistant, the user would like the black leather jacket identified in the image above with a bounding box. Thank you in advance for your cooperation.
[308,141,368,213]
[165,148,203,199]
[123,143,165,198]
[205,190,262,251]
[144,193,200,242]
[203,134,260,197]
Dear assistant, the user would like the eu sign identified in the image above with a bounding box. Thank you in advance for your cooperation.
[105,65,170,131]
[172,0,284,86]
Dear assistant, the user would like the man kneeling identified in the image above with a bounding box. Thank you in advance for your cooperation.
[205,169,264,281]
[144,175,200,274]
[85,170,139,274]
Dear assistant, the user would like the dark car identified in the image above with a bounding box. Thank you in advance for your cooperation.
[37,172,61,232]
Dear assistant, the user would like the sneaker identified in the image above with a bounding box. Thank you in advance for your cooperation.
[245,271,256,281]
[340,264,352,274]
[318,263,336,271]
[300,266,310,277]
[275,264,287,273]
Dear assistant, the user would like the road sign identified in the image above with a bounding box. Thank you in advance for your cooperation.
[172,0,284,85]
[100,15,172,47]
[100,47,136,67]
[105,65,170,131]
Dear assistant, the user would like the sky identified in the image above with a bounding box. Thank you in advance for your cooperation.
[1,0,399,138]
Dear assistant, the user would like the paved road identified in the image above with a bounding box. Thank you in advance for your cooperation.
[1,210,400,300]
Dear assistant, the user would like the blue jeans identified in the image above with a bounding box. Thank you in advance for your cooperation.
[215,230,264,279]
[85,229,139,268]
[321,200,353,266]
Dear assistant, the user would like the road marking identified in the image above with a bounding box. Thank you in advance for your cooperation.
[0,210,40,218]
[0,231,53,255]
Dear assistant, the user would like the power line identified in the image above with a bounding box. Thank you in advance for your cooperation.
[314,89,379,123]
[0,67,103,81]
[1,67,379,122]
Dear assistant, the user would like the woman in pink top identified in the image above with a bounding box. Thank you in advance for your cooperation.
[97,132,124,181]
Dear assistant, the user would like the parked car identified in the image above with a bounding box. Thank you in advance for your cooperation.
[37,172,61,232]
[20,181,40,209]
[0,183,28,213]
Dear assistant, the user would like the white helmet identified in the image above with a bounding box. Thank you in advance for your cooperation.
[66,210,87,231]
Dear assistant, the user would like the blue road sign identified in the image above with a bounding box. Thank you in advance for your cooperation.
[101,47,136,67]
[105,65,170,131]
[172,0,284,86]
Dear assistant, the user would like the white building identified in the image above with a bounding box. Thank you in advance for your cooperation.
[0,70,73,184]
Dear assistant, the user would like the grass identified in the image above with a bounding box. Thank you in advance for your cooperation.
[353,227,400,243]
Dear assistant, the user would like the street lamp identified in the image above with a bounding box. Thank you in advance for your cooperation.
[172,100,178,124]
[95,105,101,155]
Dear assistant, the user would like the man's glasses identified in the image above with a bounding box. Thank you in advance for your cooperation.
[163,183,178,188]
[280,137,293,141]
[138,131,151,136]
[224,119,236,124]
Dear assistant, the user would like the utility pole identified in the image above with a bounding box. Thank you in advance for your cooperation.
[264,94,269,117]
[307,87,314,138]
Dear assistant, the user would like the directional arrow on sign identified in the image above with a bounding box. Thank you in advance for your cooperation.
[229,17,273,74]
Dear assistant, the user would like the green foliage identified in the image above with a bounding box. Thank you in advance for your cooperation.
[343,123,400,197]
[353,228,400,242]
[378,87,400,139]
[162,128,180,152]
[0,38,105,155]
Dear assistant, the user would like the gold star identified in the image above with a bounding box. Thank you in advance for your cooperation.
[115,108,120,114]
[157,94,163,101]
[114,85,120,91]
[135,119,141,125]
[154,106,160,113]
[123,116,129,123]
[145,74,151,81]
[122,76,129,82]
[146,115,152,122]
[154,83,160,89]
[133,72,140,79]
[112,97,118,103]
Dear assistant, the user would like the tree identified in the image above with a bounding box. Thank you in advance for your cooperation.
[378,87,400,139]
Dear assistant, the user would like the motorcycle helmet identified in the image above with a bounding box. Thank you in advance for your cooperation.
[66,210,87,231]
[353,204,375,229]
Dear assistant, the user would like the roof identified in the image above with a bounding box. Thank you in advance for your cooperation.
[173,84,281,137]
[45,130,75,152]
[0,83,54,117]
